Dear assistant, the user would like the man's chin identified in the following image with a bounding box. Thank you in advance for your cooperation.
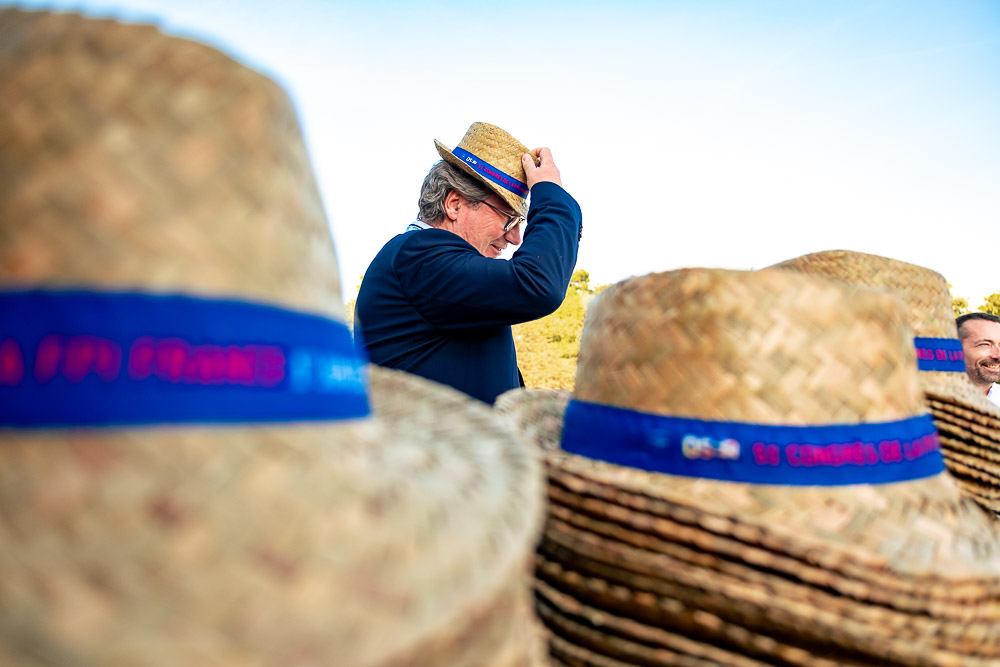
[978,365,1000,384]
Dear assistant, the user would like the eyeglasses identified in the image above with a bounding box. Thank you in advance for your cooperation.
[479,200,525,232]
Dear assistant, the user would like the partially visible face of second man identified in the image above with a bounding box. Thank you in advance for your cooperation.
[958,316,1000,392]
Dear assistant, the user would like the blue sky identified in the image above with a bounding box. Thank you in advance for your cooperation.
[9,0,1000,305]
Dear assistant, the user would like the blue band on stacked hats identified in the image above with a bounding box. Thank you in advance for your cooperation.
[451,147,528,197]
[0,290,370,427]
[560,399,944,486]
[914,337,966,372]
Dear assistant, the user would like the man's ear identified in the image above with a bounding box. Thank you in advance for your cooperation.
[443,190,463,221]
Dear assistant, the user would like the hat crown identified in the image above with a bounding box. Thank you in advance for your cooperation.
[769,250,956,339]
[435,122,531,216]
[456,121,530,180]
[0,8,343,320]
[574,268,924,425]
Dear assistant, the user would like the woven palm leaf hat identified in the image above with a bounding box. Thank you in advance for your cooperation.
[495,267,1000,666]
[0,9,547,666]
[435,121,532,218]
[769,249,1000,515]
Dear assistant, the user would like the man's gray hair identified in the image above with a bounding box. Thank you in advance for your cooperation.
[417,161,493,225]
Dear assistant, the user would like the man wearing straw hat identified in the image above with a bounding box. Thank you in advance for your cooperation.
[956,312,1000,406]
[354,122,582,404]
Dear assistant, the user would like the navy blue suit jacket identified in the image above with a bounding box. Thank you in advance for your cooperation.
[354,182,582,404]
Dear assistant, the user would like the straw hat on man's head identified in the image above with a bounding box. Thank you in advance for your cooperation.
[435,122,533,217]
[496,267,1000,665]
[0,9,546,665]
[770,249,1000,514]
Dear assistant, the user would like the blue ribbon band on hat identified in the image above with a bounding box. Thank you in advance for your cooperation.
[451,147,529,198]
[914,337,965,372]
[0,290,370,427]
[560,399,944,486]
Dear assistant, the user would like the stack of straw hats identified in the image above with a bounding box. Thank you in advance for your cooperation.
[770,250,1000,515]
[497,268,1000,666]
[0,9,546,665]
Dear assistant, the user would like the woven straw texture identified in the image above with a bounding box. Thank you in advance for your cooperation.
[495,268,1000,665]
[538,489,1000,662]
[0,366,547,666]
[769,249,1000,514]
[498,388,1000,588]
[768,250,956,340]
[0,8,342,319]
[574,268,923,425]
[535,575,775,667]
[0,9,548,665]
[435,121,532,216]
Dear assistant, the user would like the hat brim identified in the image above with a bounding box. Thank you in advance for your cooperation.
[0,366,545,665]
[918,372,1000,512]
[435,139,529,218]
[494,388,1000,587]
[497,387,1000,662]
[537,552,939,667]
[920,371,1000,426]
[535,571,776,667]
[537,529,986,665]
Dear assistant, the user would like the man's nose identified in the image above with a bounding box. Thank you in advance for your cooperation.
[504,223,523,245]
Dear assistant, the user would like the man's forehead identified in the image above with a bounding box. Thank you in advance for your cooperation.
[962,318,1000,339]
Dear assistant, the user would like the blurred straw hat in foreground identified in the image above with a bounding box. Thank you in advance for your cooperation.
[0,9,546,666]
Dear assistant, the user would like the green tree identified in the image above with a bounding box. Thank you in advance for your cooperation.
[513,288,585,390]
[569,268,610,295]
[950,283,969,317]
[513,268,606,391]
[983,292,1000,317]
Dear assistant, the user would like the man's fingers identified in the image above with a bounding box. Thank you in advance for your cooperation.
[523,147,562,188]
[522,153,535,180]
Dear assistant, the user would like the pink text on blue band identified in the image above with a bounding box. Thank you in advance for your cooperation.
[914,337,965,372]
[560,400,944,486]
[0,290,370,427]
[452,147,528,198]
